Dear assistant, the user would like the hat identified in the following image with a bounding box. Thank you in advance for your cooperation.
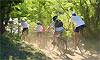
[21,19,25,22]
[36,21,42,25]
[53,16,58,21]
[72,13,76,16]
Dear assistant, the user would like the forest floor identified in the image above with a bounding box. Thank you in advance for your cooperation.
[22,33,100,60]
[32,41,100,60]
[1,33,99,60]
[41,48,100,60]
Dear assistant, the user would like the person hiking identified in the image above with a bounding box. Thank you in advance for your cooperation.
[34,21,45,48]
[34,21,43,41]
[67,13,86,49]
[21,19,29,35]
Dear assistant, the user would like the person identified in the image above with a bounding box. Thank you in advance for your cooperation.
[34,21,44,48]
[46,16,63,44]
[34,21,46,48]
[67,13,85,49]
[34,21,43,40]
[21,19,29,35]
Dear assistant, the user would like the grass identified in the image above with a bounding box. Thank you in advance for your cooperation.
[0,34,51,60]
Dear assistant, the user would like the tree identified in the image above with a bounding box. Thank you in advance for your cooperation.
[9,0,100,40]
[0,0,24,35]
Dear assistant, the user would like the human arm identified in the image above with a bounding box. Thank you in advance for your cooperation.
[46,26,51,32]
[46,21,55,32]
[67,22,72,30]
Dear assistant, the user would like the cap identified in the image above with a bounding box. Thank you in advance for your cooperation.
[36,21,42,25]
[21,19,25,22]
[53,16,58,21]
[72,13,76,16]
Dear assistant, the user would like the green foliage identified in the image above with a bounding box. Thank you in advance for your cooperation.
[10,0,100,39]
[0,34,50,60]
[29,22,37,32]
[0,0,100,59]
[0,0,24,34]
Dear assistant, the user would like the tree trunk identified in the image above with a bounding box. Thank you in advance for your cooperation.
[97,2,100,40]
[0,20,5,35]
[0,13,6,35]
[38,1,42,21]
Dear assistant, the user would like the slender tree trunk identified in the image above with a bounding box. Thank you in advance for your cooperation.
[0,14,4,35]
[97,2,100,40]
[0,12,6,35]
[56,0,71,19]
[38,1,42,21]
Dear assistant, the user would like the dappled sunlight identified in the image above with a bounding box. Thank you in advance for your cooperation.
[22,31,100,60]
[0,0,100,60]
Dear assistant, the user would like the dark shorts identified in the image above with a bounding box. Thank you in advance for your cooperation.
[37,32,43,38]
[22,28,28,34]
[75,25,85,32]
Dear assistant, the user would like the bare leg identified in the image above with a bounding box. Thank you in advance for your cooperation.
[74,32,79,49]
[79,31,83,39]
[52,34,56,50]
[22,31,25,40]
[53,34,56,42]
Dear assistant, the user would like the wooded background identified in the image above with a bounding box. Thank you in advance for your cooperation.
[0,0,100,40]
[0,0,100,59]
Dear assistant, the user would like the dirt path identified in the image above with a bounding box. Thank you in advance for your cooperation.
[33,44,99,60]
[40,48,100,60]
[26,39,100,60]
[28,40,99,60]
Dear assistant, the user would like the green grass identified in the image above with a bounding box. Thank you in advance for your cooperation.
[0,34,51,60]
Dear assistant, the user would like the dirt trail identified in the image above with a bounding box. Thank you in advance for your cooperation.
[40,48,100,60]
[25,36,100,60]
[32,43,100,60]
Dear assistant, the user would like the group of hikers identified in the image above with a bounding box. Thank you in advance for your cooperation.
[20,13,86,50]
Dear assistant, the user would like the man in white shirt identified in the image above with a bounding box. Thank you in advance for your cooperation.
[21,19,29,35]
[67,13,85,49]
[46,16,63,44]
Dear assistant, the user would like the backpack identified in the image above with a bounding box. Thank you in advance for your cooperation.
[55,20,63,27]
[42,26,45,32]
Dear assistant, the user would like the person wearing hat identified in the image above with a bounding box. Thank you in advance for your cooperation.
[46,16,63,33]
[67,13,86,49]
[46,16,64,47]
[34,21,44,47]
[21,19,29,35]
[35,21,43,37]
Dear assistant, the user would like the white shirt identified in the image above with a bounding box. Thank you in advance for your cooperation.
[70,16,85,27]
[35,25,43,32]
[21,22,29,28]
[50,21,63,32]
